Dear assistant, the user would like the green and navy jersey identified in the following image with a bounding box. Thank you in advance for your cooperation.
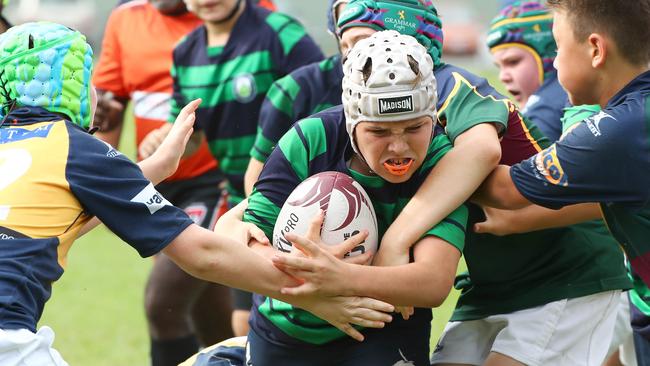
[511,70,650,287]
[520,71,569,142]
[452,80,630,321]
[169,1,323,205]
[243,106,468,346]
[251,54,344,163]
[0,107,194,332]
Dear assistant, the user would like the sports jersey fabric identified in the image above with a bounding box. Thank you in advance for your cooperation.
[511,70,650,287]
[0,107,194,332]
[452,83,630,321]
[170,1,323,206]
[520,71,568,142]
[93,0,217,181]
[251,54,344,163]
[243,106,468,346]
[252,61,532,165]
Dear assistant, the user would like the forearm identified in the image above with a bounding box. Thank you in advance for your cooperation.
[165,225,296,298]
[383,124,501,251]
[507,203,601,233]
[346,263,450,307]
[348,239,459,307]
[473,165,531,209]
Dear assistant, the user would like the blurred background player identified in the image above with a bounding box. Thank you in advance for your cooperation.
[144,0,323,338]
[244,0,347,194]
[487,0,566,141]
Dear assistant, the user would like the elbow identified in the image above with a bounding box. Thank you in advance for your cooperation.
[480,139,502,168]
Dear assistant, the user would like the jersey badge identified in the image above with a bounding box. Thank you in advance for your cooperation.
[585,110,615,137]
[534,144,568,186]
[130,183,172,214]
[233,73,257,103]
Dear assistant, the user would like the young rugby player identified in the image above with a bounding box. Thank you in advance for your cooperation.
[471,0,650,363]
[244,0,348,195]
[93,2,232,364]
[0,22,391,365]
[242,30,466,365]
[163,0,323,336]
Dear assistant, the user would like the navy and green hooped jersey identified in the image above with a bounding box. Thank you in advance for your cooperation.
[169,2,323,205]
[520,71,569,142]
[0,107,194,332]
[511,70,650,288]
[243,106,468,346]
[250,54,344,163]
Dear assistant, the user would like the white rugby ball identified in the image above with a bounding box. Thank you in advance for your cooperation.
[273,171,378,257]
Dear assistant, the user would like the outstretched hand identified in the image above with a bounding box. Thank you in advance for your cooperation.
[146,98,201,179]
[214,199,270,246]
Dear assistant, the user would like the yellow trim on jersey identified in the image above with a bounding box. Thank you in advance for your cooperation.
[516,108,543,152]
[490,43,545,85]
[490,14,554,31]
[438,71,512,121]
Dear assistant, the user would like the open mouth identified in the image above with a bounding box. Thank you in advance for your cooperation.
[383,158,414,176]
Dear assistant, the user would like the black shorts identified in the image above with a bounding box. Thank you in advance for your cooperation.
[247,321,431,366]
[156,168,226,230]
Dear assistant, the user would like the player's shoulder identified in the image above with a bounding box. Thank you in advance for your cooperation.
[435,63,506,103]
[173,25,206,55]
[281,55,339,87]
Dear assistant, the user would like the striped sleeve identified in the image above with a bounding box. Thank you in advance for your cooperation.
[265,12,323,74]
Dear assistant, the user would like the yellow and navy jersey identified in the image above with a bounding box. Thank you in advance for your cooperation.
[0,107,193,331]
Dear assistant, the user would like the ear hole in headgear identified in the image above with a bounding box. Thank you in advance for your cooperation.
[407,55,419,75]
[28,34,34,49]
[362,57,372,84]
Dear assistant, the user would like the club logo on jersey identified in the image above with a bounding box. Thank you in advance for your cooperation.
[130,183,172,214]
[0,123,53,144]
[378,96,414,115]
[585,110,615,137]
[100,141,121,158]
[534,145,568,186]
[233,73,257,103]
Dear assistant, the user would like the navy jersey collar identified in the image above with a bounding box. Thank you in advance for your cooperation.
[1,107,70,127]
[608,69,650,107]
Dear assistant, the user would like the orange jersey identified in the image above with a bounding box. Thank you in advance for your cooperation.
[93,0,217,181]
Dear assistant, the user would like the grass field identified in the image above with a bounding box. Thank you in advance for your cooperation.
[38,68,500,364]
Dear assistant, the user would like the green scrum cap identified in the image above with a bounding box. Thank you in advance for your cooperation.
[337,0,443,68]
[0,22,94,128]
[486,1,556,83]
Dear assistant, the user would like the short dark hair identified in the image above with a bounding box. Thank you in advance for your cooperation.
[547,0,650,65]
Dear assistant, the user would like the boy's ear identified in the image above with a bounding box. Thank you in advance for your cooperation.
[588,33,608,68]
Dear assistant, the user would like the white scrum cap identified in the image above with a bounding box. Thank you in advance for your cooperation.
[342,30,437,154]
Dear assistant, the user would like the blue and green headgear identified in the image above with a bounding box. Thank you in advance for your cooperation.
[486,1,556,83]
[0,22,94,128]
[337,0,443,68]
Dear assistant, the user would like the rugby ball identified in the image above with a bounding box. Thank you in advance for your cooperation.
[272,171,378,257]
